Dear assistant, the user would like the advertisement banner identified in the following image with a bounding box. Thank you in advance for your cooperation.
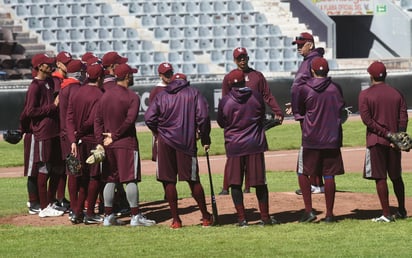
[312,0,375,15]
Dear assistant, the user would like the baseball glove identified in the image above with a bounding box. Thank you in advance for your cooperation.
[86,144,105,164]
[387,132,412,152]
[65,153,81,175]
[263,114,282,131]
[3,130,23,144]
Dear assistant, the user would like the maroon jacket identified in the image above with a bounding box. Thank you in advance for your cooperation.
[24,77,59,141]
[222,67,283,118]
[67,84,103,144]
[94,85,139,149]
[145,79,211,156]
[103,75,116,92]
[59,79,81,138]
[359,82,408,148]
[217,87,267,157]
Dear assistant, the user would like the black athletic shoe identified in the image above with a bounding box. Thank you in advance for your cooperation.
[295,189,302,195]
[323,216,337,223]
[259,216,280,226]
[84,214,104,225]
[70,213,84,224]
[299,211,317,223]
[243,188,250,193]
[218,189,229,195]
[394,210,407,219]
[238,220,248,228]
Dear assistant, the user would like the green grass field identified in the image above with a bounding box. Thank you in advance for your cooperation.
[2,119,412,257]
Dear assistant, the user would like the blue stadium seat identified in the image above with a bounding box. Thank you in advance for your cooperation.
[85,41,98,52]
[41,30,55,41]
[171,2,183,13]
[42,17,56,29]
[127,41,140,51]
[57,17,70,28]
[200,2,213,13]
[71,3,84,15]
[240,13,252,24]
[213,38,226,49]
[29,5,43,16]
[126,28,139,39]
[182,51,195,62]
[154,27,167,39]
[199,14,212,25]
[169,39,184,50]
[27,17,41,29]
[184,39,197,50]
[168,52,182,63]
[226,25,239,37]
[210,50,224,62]
[125,52,139,64]
[154,52,166,63]
[256,37,269,48]
[283,37,294,46]
[71,42,85,54]
[184,27,197,38]
[141,15,155,27]
[197,63,209,74]
[157,2,170,13]
[255,13,267,23]
[56,42,71,53]
[269,48,283,60]
[84,16,97,28]
[138,64,153,76]
[154,15,167,26]
[256,24,269,36]
[213,1,226,12]
[198,27,212,38]
[99,16,112,27]
[112,28,126,39]
[269,61,283,72]
[69,16,82,28]
[170,15,183,26]
[199,39,212,50]
[253,61,269,72]
[112,40,125,52]
[44,5,57,16]
[227,0,241,12]
[139,52,153,63]
[184,15,198,26]
[242,1,254,12]
[227,38,239,48]
[254,49,268,60]
[213,15,224,25]
[69,29,83,41]
[129,3,143,14]
[141,40,154,51]
[213,26,225,37]
[98,28,111,40]
[240,37,255,48]
[113,16,125,27]
[227,14,240,25]
[84,28,98,40]
[56,30,69,41]
[143,2,156,14]
[182,63,196,74]
[186,2,199,13]
[283,47,297,59]
[269,25,282,36]
[169,27,183,38]
[15,5,29,17]
[284,60,298,71]
[100,3,112,14]
[241,25,254,35]
[269,36,283,47]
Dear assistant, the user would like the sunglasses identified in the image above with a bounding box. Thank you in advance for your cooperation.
[295,36,312,41]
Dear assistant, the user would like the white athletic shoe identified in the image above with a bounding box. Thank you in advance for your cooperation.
[130,213,156,227]
[371,215,394,223]
[38,204,64,218]
[311,185,325,194]
[103,214,125,226]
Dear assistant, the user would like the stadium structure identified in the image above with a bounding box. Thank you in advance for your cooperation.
[1,0,412,129]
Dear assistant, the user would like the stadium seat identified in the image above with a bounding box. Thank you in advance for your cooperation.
[0,58,15,69]
[199,14,212,25]
[182,51,195,62]
[269,48,283,60]
[213,27,225,37]
[213,38,226,49]
[141,15,155,27]
[84,16,97,28]
[99,41,111,52]
[283,37,294,46]
[142,2,156,14]
[129,2,143,14]
[241,25,254,35]
[99,16,112,27]
[182,63,196,74]
[198,27,212,38]
[98,28,111,39]
[29,5,43,16]
[269,36,283,47]
[184,39,197,50]
[69,16,82,27]
[242,1,254,12]
[256,24,269,36]
[126,28,139,39]
[83,28,98,40]
[197,63,209,74]
[112,40,125,52]
[170,15,183,26]
[71,3,84,15]
[269,25,282,36]
[226,25,239,37]
[169,39,183,50]
[27,17,42,29]
[240,14,252,24]
[210,50,224,62]
[227,38,239,48]
[186,2,199,13]
[256,37,269,48]
[44,6,57,16]
[255,13,267,23]
[253,61,269,72]
[227,14,240,25]
[169,27,183,38]
[139,52,153,63]
[167,52,181,63]
[153,52,166,63]
[157,2,170,13]
[15,5,29,17]
[56,42,71,53]
[112,27,126,39]
[154,27,167,39]
[184,15,198,26]
[213,15,224,25]
[171,2,183,13]
[141,40,154,51]
[184,27,197,38]
[57,17,70,28]
[240,37,255,48]
[113,16,125,27]
[42,17,57,29]
[283,47,297,59]
[200,2,213,13]
[69,29,83,41]
[154,15,167,26]
[127,41,140,51]
[199,39,212,50]
[14,57,31,69]
[56,30,69,41]
[71,42,85,54]
[227,1,241,12]
[254,49,268,60]
[269,61,283,72]
[41,30,55,41]
[85,42,98,52]
[100,3,112,14]
[284,60,298,71]
[213,1,226,12]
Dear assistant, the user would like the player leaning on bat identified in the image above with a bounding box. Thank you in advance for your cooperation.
[217,69,281,227]
[359,61,409,222]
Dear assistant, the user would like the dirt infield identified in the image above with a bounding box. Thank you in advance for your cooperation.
[2,146,412,227]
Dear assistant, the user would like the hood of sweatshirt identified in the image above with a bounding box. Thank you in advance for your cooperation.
[306,77,332,93]
[165,79,189,94]
[229,87,252,104]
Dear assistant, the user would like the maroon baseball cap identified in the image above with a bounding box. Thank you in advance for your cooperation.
[56,51,73,65]
[227,69,245,86]
[171,73,187,81]
[367,61,387,79]
[31,53,56,68]
[311,57,329,73]
[66,59,84,73]
[102,51,128,67]
[87,63,104,80]
[158,62,174,74]
[233,47,248,59]
[114,63,138,79]
[292,32,314,45]
[81,52,97,63]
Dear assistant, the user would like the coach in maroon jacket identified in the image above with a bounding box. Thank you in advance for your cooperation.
[145,73,213,229]
[359,61,408,222]
[296,57,345,223]
[218,69,278,227]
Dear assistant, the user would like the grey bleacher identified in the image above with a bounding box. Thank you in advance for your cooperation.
[1,0,315,78]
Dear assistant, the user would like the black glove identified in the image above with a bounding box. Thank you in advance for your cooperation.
[3,130,23,144]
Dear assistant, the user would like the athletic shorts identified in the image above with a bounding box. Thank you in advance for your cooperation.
[60,134,71,160]
[102,148,141,183]
[363,144,401,180]
[224,152,266,187]
[156,137,200,183]
[35,136,64,175]
[23,133,38,177]
[77,141,101,178]
[297,148,344,177]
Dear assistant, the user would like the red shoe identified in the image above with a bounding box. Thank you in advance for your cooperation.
[170,220,182,229]
[202,214,214,227]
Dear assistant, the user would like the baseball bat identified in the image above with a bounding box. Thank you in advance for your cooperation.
[205,150,219,225]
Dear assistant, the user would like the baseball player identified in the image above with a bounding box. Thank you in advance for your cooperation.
[288,32,326,196]
[95,63,155,227]
[219,47,284,195]
[359,61,408,222]
[145,73,214,229]
[58,59,84,216]
[66,63,105,224]
[148,62,174,162]
[217,69,278,227]
[51,51,73,211]
[101,51,128,92]
[296,57,345,223]
[25,54,64,218]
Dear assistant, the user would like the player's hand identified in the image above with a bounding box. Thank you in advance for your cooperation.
[54,95,59,107]
[285,102,292,115]
[71,143,77,157]
[102,132,113,146]
[204,145,210,152]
